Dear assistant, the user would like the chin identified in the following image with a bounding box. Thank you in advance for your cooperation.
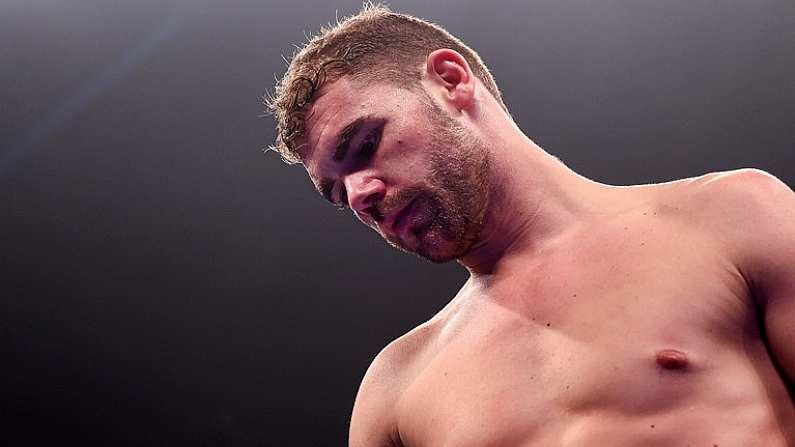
[397,227,476,264]
[416,249,458,264]
[386,242,456,264]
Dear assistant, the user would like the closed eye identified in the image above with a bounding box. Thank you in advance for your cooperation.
[355,124,383,161]
[330,120,385,210]
[357,140,376,158]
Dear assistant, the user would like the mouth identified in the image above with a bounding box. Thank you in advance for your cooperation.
[389,197,417,236]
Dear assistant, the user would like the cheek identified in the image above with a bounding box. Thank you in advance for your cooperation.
[383,137,427,177]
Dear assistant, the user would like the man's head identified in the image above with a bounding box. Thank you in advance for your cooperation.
[266,4,507,262]
[267,3,507,164]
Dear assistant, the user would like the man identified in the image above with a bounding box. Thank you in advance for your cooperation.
[267,4,795,446]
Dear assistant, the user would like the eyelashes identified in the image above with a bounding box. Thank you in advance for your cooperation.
[357,140,377,158]
[356,125,382,160]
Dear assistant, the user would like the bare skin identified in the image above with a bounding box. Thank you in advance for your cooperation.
[378,180,795,446]
[299,49,795,446]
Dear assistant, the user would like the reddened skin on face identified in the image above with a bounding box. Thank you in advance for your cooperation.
[302,50,492,262]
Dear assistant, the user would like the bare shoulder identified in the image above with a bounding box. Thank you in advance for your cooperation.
[663,168,795,280]
[648,168,778,224]
[668,168,790,228]
[349,320,441,447]
[675,168,786,201]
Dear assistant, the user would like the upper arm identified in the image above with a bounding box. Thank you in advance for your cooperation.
[349,346,402,447]
[704,169,795,380]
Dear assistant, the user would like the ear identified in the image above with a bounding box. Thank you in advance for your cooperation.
[425,49,475,112]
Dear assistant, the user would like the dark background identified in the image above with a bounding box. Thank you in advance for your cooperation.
[2,0,793,445]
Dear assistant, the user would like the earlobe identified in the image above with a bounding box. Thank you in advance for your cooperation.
[425,49,475,112]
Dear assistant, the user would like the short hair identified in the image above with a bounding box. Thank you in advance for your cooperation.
[265,2,507,164]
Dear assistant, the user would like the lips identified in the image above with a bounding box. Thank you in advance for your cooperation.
[389,197,417,235]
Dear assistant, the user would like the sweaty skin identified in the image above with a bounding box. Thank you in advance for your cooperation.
[363,181,795,447]
[297,53,795,446]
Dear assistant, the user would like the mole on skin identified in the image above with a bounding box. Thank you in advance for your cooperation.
[655,349,689,370]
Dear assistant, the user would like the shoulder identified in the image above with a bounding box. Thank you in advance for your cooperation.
[661,168,788,228]
[680,168,786,202]
[349,320,440,447]
[672,168,795,293]
[674,168,792,229]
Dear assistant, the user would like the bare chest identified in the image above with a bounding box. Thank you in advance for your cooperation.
[395,215,775,446]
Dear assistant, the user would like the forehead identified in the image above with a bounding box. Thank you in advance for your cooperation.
[303,78,363,158]
[302,78,408,177]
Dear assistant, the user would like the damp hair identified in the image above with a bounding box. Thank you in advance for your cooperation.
[264,2,507,164]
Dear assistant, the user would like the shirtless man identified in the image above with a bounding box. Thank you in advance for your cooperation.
[267,5,795,446]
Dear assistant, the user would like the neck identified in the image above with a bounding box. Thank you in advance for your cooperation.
[458,130,627,277]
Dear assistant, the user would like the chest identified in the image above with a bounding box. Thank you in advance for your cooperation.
[395,217,758,447]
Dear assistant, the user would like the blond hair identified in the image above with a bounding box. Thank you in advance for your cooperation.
[265,3,506,164]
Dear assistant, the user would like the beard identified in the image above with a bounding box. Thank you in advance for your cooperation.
[381,101,491,263]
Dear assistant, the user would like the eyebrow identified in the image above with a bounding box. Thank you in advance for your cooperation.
[317,116,367,203]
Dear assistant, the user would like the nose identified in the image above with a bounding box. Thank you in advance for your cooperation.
[344,171,385,221]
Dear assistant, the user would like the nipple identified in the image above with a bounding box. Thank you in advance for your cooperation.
[655,349,689,370]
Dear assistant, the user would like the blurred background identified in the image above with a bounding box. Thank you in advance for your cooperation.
[1,0,793,445]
